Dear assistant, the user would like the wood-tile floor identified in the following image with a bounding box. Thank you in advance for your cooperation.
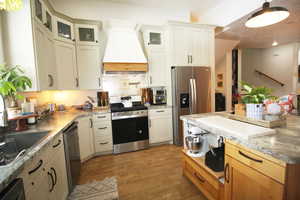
[78,144,207,200]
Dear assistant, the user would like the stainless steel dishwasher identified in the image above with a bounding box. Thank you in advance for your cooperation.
[63,121,81,193]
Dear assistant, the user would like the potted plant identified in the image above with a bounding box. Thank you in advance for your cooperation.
[240,82,273,120]
[0,64,32,117]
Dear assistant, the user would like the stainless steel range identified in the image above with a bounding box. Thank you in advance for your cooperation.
[111,103,149,154]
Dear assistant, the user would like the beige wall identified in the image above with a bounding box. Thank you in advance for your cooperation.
[241,43,299,97]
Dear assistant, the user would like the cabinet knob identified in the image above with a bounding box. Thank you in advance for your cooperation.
[96,40,99,43]
[72,39,76,42]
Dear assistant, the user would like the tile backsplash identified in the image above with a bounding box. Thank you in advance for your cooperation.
[21,73,148,106]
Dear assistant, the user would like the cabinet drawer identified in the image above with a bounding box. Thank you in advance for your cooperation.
[183,153,220,190]
[93,113,111,122]
[149,108,172,117]
[93,121,112,141]
[183,157,219,200]
[225,142,286,184]
[94,139,113,152]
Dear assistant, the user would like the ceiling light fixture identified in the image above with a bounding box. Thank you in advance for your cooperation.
[245,1,289,28]
[272,41,278,46]
[0,0,23,11]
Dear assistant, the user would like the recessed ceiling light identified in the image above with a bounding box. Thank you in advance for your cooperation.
[272,41,278,46]
[245,2,289,28]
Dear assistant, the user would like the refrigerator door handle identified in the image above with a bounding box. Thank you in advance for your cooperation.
[189,79,194,114]
[193,79,197,113]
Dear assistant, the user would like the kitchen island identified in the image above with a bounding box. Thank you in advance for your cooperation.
[181,113,300,200]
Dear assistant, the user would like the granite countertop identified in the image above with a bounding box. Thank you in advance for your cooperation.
[181,113,300,164]
[0,108,110,193]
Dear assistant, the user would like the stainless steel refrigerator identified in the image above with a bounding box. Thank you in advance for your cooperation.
[171,66,211,146]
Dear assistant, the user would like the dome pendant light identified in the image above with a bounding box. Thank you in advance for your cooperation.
[245,1,289,28]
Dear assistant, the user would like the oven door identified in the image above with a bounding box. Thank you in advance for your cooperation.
[112,116,149,145]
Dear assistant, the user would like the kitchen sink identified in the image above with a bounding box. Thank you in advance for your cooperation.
[0,130,50,167]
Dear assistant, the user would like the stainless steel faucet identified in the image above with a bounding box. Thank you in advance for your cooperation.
[0,94,8,127]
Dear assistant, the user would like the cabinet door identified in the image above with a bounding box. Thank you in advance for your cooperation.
[33,0,43,24]
[148,50,167,86]
[75,24,99,46]
[43,7,53,33]
[78,117,95,161]
[54,17,74,43]
[55,41,78,89]
[143,30,164,49]
[149,115,173,144]
[48,144,69,200]
[171,27,190,66]
[34,23,57,90]
[224,155,284,200]
[77,45,102,90]
[190,29,210,66]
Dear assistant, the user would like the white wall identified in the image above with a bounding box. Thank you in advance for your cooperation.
[49,0,190,25]
[241,43,299,97]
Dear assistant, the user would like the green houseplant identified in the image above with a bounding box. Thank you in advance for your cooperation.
[0,64,32,107]
[240,82,273,120]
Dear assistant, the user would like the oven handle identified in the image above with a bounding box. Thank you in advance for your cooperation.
[112,115,148,120]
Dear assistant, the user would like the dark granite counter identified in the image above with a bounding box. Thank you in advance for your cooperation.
[181,113,300,164]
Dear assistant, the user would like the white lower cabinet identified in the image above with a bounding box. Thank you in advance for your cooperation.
[77,116,95,161]
[93,113,113,154]
[149,108,173,144]
[18,134,68,200]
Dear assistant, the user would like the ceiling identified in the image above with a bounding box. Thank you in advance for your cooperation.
[216,0,300,48]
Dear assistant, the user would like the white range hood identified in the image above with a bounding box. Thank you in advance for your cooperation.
[103,21,148,72]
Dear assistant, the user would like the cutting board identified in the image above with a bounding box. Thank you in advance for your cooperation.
[196,116,276,140]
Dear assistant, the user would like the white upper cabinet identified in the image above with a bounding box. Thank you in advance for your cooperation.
[43,7,54,33]
[32,0,44,25]
[33,22,58,90]
[147,50,167,87]
[55,40,78,90]
[75,24,100,46]
[168,22,215,67]
[77,45,102,90]
[54,16,75,43]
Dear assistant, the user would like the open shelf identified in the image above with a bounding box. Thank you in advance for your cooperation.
[182,149,224,180]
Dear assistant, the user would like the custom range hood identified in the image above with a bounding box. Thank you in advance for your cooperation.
[103,20,148,72]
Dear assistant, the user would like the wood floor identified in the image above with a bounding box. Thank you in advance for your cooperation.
[78,145,207,200]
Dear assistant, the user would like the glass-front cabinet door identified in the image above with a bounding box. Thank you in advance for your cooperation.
[43,8,53,32]
[34,0,43,23]
[75,24,99,45]
[54,17,74,43]
[142,30,164,49]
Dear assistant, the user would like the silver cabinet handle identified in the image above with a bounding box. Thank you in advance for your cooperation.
[98,77,101,87]
[191,55,193,64]
[150,76,152,84]
[98,127,107,130]
[187,55,190,64]
[149,119,151,128]
[89,118,93,128]
[48,74,54,87]
[97,116,106,119]
[99,142,108,145]
[156,110,165,113]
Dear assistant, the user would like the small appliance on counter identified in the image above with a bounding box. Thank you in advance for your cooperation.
[141,88,152,105]
[185,126,209,157]
[121,96,133,108]
[205,137,225,172]
[150,87,167,105]
[97,91,109,107]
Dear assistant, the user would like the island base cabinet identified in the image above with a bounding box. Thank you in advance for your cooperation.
[224,155,284,200]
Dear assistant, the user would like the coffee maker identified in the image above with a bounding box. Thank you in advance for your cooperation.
[150,87,167,105]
